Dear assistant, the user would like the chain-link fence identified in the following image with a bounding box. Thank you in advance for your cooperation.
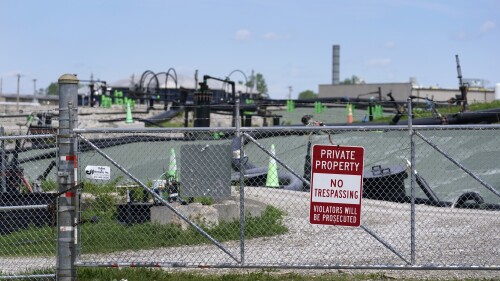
[0,130,58,280]
[71,124,499,270]
[1,123,499,279]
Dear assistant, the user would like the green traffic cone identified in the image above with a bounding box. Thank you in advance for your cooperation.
[168,148,177,181]
[125,102,133,123]
[266,144,279,188]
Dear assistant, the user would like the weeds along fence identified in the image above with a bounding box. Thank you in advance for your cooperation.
[2,123,499,280]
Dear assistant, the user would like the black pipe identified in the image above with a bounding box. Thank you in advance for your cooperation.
[368,101,374,121]
[387,92,404,125]
[40,160,57,181]
[414,173,447,207]
[193,82,212,127]
[302,138,312,191]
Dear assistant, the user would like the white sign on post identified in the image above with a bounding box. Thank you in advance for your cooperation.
[85,165,111,180]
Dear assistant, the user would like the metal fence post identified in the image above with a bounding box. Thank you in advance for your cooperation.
[407,98,416,265]
[1,127,6,193]
[57,74,79,281]
[236,92,245,265]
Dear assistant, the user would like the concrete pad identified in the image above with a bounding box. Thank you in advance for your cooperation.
[151,198,266,230]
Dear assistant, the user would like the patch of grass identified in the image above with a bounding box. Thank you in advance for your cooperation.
[3,268,494,281]
[369,100,500,124]
[82,177,124,194]
[405,100,500,120]
[467,99,500,111]
[40,179,57,192]
[80,205,287,254]
[0,206,287,256]
[243,205,287,238]
[0,225,56,256]
[75,268,484,281]
[194,196,215,205]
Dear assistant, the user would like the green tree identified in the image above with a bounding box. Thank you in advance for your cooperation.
[46,82,58,95]
[340,75,363,85]
[298,90,318,99]
[245,70,255,91]
[245,71,268,94]
[255,73,268,94]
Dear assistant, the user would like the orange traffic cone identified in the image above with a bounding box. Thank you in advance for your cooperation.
[347,104,354,124]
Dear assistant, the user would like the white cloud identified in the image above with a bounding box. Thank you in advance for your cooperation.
[385,41,396,48]
[454,21,495,41]
[263,32,278,40]
[480,20,496,33]
[366,58,392,67]
[235,29,251,41]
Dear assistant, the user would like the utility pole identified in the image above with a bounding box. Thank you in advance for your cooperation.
[288,86,292,100]
[33,79,38,103]
[16,74,21,111]
[194,69,198,90]
[89,73,94,107]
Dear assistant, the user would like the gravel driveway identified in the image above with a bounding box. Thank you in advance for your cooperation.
[1,187,499,279]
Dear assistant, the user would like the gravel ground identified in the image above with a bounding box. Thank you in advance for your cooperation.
[2,187,498,279]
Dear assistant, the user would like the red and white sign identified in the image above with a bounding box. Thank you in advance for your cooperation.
[309,145,364,227]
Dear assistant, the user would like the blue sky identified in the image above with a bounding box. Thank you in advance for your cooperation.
[1,0,498,99]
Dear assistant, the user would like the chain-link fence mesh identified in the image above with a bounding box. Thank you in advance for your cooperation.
[0,133,58,279]
[70,125,499,269]
[412,127,500,266]
[0,123,499,279]
[240,127,412,266]
[74,129,242,266]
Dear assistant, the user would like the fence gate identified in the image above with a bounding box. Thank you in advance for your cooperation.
[72,125,500,270]
[74,129,244,268]
[238,127,415,267]
[237,126,499,269]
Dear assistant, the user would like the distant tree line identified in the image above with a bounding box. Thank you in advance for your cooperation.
[297,74,363,100]
[46,82,58,95]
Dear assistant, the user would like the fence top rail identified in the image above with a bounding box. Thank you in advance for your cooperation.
[411,124,500,130]
[73,124,500,134]
[0,133,55,140]
[243,124,500,131]
[242,125,410,132]
[74,127,237,134]
[74,125,409,134]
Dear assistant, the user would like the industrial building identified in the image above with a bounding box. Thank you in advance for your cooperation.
[319,82,495,104]
[319,45,496,104]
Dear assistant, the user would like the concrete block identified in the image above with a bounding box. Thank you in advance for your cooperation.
[151,203,219,230]
[151,198,267,230]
